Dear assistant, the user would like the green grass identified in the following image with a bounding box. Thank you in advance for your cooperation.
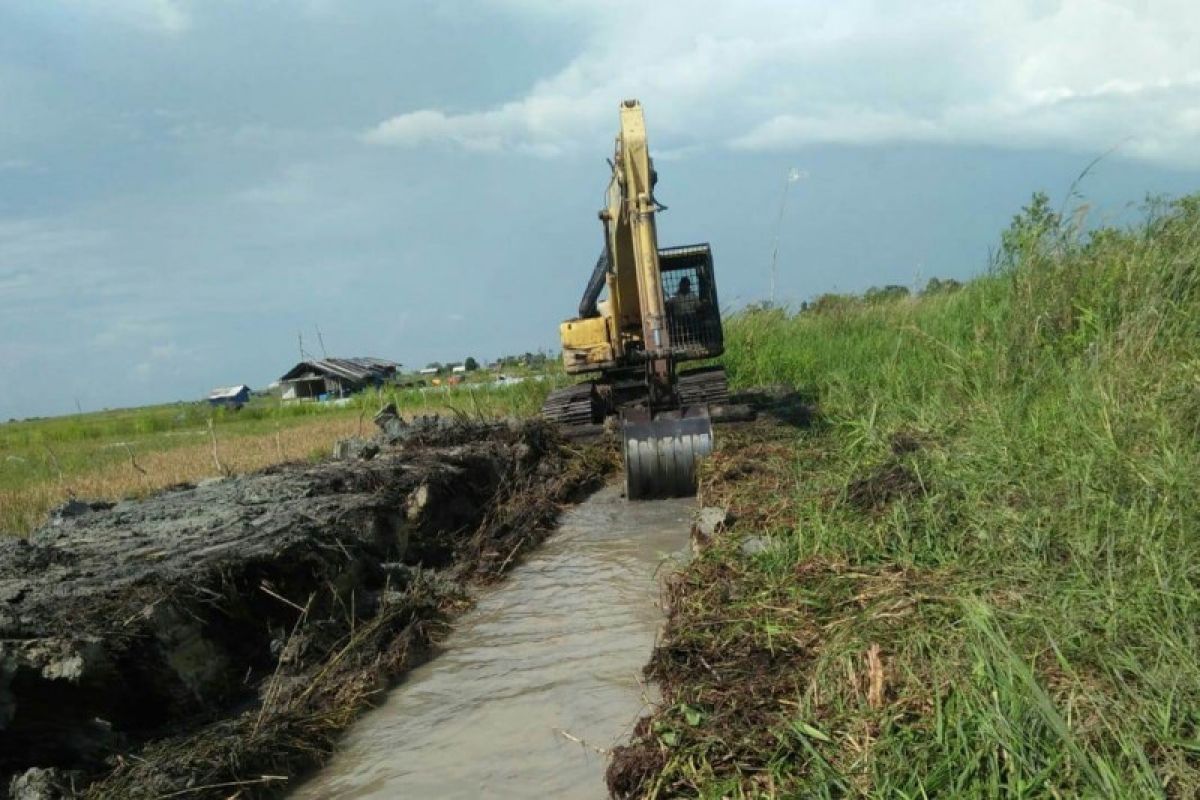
[370,373,562,421]
[633,193,1200,798]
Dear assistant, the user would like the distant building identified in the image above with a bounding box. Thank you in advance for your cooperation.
[207,385,251,409]
[279,357,400,402]
[418,367,439,376]
[451,364,467,374]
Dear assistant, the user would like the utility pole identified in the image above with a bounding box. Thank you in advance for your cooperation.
[315,324,328,358]
[769,167,805,307]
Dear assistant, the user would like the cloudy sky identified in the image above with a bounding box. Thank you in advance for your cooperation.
[2,0,1199,419]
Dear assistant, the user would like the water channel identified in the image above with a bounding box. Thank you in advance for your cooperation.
[293,484,694,799]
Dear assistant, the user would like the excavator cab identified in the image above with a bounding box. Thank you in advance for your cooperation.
[659,244,723,359]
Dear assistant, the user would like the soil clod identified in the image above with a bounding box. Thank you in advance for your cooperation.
[845,461,924,512]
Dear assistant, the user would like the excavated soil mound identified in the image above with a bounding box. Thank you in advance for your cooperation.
[0,418,611,799]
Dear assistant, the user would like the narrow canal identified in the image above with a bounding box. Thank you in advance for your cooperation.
[294,485,693,799]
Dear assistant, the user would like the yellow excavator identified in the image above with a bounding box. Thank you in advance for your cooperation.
[541,99,728,499]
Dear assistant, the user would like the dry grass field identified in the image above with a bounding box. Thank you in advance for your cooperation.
[0,415,365,535]
[1,376,557,535]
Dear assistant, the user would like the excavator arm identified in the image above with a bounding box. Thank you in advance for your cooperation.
[607,100,675,406]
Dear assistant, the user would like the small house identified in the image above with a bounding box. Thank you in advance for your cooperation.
[279,357,400,402]
[451,364,467,374]
[207,385,251,409]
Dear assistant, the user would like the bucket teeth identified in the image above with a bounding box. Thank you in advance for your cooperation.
[622,407,713,500]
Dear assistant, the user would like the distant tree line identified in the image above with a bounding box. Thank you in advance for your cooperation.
[790,277,963,315]
[420,352,555,373]
[495,351,551,368]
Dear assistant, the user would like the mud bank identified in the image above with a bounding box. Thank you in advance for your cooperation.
[607,393,816,800]
[0,418,611,799]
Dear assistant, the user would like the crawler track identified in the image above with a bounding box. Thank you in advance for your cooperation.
[678,366,730,406]
[540,382,602,427]
[541,367,729,431]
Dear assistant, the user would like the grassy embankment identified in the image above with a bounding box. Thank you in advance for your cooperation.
[621,194,1200,798]
[0,377,556,535]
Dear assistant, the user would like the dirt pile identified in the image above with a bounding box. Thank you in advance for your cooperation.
[0,417,612,799]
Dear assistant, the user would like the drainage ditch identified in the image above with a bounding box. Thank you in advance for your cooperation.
[294,485,693,799]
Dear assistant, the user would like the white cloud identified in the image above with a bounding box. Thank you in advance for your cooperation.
[128,341,185,382]
[91,317,171,350]
[61,0,191,35]
[234,164,319,207]
[149,342,179,361]
[0,268,33,292]
[366,0,1200,167]
[364,104,586,156]
[0,219,109,274]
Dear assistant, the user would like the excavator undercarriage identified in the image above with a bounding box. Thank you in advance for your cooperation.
[541,367,729,430]
[541,366,729,499]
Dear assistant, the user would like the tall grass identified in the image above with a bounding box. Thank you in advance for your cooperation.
[361,375,561,421]
[655,193,1200,797]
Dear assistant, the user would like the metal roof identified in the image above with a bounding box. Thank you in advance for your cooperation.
[208,385,250,400]
[279,357,401,384]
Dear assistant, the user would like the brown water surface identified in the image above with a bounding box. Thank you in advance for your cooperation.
[293,484,693,799]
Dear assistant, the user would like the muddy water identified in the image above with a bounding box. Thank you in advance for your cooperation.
[294,485,693,800]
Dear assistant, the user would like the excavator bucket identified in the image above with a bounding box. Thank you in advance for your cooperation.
[622,406,714,500]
